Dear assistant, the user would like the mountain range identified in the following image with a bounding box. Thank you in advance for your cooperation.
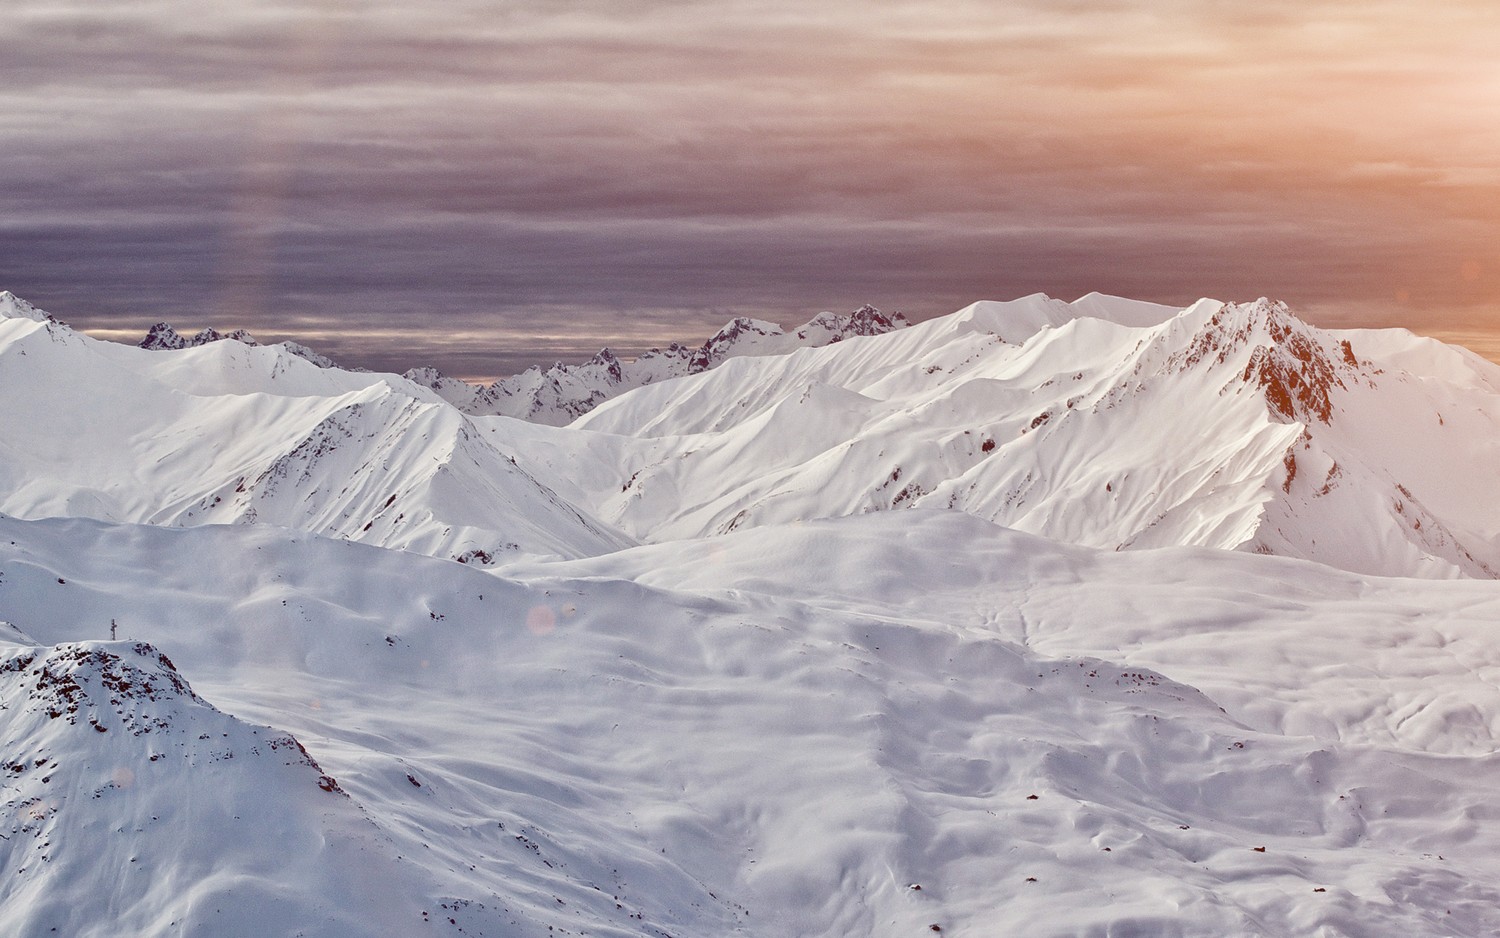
[550,293,1500,579]
[86,289,1500,579]
[5,286,1500,936]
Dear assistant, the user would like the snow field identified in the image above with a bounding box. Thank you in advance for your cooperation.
[5,512,1500,934]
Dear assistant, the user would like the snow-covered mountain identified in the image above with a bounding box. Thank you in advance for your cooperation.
[9,287,1500,935]
[129,301,911,426]
[139,320,343,370]
[11,289,1500,579]
[490,292,1500,579]
[0,622,407,936]
[0,299,628,563]
[0,290,54,324]
[408,304,910,425]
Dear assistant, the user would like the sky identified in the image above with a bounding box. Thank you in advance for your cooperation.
[4,0,1500,380]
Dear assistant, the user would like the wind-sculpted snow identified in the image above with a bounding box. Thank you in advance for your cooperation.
[7,513,1500,935]
[0,307,629,562]
[546,293,1500,578]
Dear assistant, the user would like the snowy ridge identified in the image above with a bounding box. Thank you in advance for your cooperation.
[139,320,344,369]
[409,304,910,425]
[0,291,54,324]
[0,308,629,562]
[7,287,1498,577]
[537,294,1500,578]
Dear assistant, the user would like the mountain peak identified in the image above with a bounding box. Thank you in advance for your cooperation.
[136,321,346,370]
[6,640,206,732]
[0,291,54,324]
[797,304,909,341]
[848,303,909,335]
[139,322,186,350]
[140,322,262,351]
[694,317,786,371]
[709,316,784,342]
[590,347,624,383]
[1174,299,1356,423]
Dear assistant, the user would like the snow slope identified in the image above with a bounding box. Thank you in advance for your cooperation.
[6,511,1500,935]
[0,627,420,938]
[525,293,1500,578]
[0,303,628,563]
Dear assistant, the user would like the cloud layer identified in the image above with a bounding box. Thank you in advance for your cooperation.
[4,0,1499,377]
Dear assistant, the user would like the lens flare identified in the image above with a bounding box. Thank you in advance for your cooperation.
[526,605,557,636]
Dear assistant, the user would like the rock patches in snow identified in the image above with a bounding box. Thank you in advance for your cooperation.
[0,629,415,937]
[412,303,911,425]
[139,320,344,369]
[545,293,1500,579]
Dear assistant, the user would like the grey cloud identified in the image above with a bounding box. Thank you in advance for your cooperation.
[4,0,1499,377]
[6,204,1445,376]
